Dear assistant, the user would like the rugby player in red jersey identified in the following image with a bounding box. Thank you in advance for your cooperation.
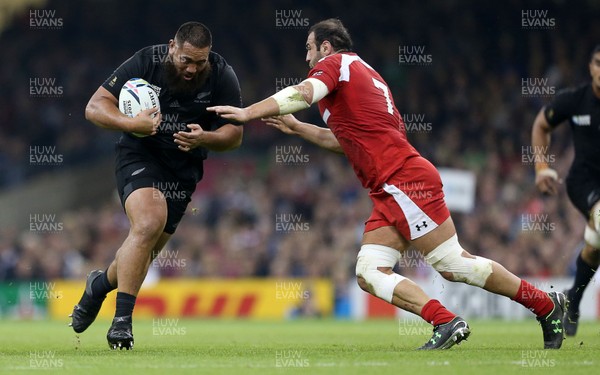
[209,18,566,349]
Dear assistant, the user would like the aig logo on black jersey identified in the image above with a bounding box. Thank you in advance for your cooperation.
[572,115,591,126]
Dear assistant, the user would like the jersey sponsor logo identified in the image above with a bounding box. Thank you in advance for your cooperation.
[571,114,591,126]
[169,100,180,108]
[109,76,117,87]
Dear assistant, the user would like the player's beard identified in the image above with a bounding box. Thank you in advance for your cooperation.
[164,60,212,97]
[309,52,323,69]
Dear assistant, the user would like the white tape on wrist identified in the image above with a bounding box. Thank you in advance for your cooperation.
[537,168,558,181]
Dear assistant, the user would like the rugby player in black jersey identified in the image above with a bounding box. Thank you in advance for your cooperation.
[69,22,243,349]
[531,45,600,336]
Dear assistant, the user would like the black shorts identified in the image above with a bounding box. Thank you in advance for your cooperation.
[566,162,600,219]
[114,144,201,234]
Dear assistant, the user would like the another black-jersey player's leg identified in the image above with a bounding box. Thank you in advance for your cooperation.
[563,173,600,336]
[564,243,599,336]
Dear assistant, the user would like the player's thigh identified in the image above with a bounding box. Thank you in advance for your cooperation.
[115,160,168,232]
[362,225,410,252]
[124,187,168,232]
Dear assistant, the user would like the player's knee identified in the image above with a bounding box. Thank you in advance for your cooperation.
[355,244,405,302]
[424,234,493,287]
[356,276,370,293]
[131,216,165,241]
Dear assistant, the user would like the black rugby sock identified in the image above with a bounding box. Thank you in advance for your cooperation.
[567,253,598,312]
[115,292,136,318]
[91,270,116,298]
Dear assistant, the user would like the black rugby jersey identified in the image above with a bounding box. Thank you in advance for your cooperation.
[102,44,242,168]
[544,83,600,174]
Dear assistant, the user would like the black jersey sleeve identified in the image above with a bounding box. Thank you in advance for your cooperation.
[101,49,150,99]
[543,88,577,128]
[210,65,243,129]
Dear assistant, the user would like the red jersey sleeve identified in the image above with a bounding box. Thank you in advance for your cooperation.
[308,55,341,93]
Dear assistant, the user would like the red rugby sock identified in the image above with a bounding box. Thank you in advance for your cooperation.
[421,299,456,326]
[512,279,553,317]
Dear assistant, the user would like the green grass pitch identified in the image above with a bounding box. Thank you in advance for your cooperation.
[0,319,598,374]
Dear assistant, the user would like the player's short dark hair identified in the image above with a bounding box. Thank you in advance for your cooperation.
[309,18,353,52]
[590,44,600,61]
[175,22,212,48]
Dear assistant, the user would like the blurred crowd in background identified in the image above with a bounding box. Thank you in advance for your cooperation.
[1,0,598,286]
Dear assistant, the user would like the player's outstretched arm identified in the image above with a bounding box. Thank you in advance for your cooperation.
[207,79,328,123]
[263,115,343,154]
[85,86,160,136]
[531,107,561,195]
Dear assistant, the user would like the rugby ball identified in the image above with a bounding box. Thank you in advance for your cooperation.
[118,78,160,137]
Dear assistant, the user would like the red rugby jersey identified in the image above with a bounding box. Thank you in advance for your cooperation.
[308,52,420,190]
